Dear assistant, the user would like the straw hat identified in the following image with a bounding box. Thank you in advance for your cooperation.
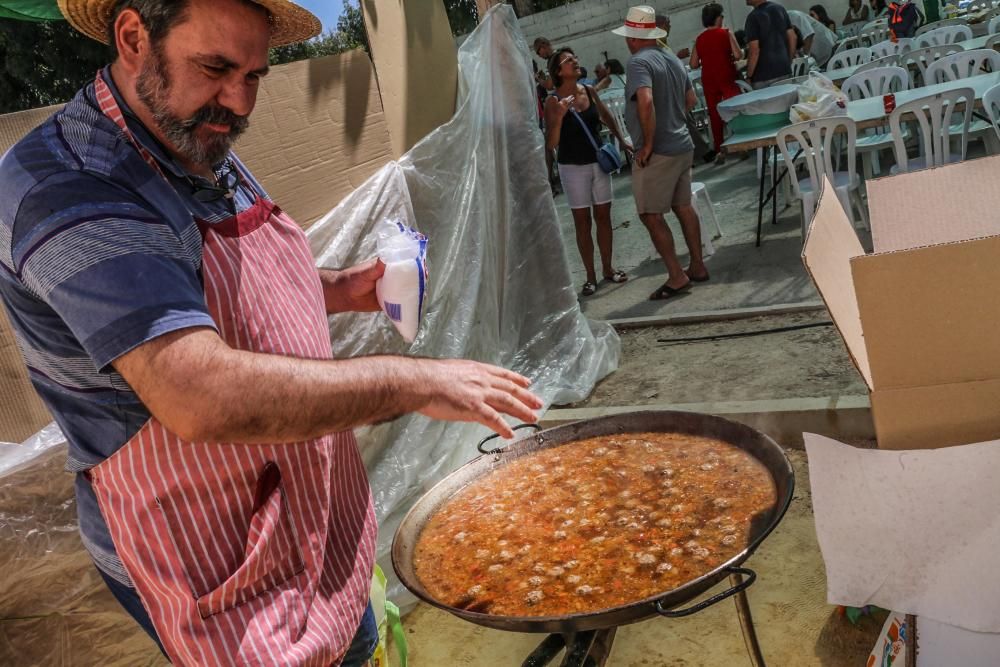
[57,0,322,47]
[611,5,667,39]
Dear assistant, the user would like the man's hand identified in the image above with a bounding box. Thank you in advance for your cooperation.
[416,360,543,439]
[320,258,385,314]
[676,47,691,59]
[636,144,654,168]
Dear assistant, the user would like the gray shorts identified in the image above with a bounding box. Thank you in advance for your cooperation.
[632,151,693,215]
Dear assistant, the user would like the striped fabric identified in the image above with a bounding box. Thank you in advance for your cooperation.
[89,202,377,665]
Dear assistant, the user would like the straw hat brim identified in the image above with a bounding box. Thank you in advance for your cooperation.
[57,0,322,48]
[611,25,668,39]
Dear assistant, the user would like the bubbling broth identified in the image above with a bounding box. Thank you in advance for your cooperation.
[413,433,777,617]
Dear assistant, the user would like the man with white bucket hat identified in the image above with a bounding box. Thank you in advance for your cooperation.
[613,5,709,300]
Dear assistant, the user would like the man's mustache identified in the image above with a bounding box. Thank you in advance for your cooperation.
[181,105,249,136]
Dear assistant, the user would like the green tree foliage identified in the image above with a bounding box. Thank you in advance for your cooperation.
[444,0,479,36]
[269,1,369,66]
[0,19,108,113]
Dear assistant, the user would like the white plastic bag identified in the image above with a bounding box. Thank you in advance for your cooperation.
[375,220,427,343]
[789,72,848,122]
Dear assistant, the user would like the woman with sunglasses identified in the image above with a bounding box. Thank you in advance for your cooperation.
[545,47,631,297]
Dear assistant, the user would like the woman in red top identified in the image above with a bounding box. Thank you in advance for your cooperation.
[690,3,744,162]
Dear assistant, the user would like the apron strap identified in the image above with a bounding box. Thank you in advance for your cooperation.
[94,70,167,179]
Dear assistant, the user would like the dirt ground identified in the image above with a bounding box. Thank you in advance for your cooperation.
[564,312,869,410]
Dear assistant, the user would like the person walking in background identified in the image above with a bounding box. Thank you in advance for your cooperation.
[595,59,627,92]
[870,0,889,18]
[809,4,837,31]
[744,0,795,88]
[533,37,561,194]
[843,0,871,25]
[613,5,710,299]
[690,3,744,163]
[655,13,717,163]
[787,8,837,67]
[545,48,632,297]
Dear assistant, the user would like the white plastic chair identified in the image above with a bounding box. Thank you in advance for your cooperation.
[990,15,1000,35]
[776,117,869,236]
[859,21,889,47]
[924,50,1000,153]
[856,53,902,73]
[842,66,910,179]
[924,48,1000,84]
[826,47,873,70]
[888,88,974,173]
[916,18,970,36]
[603,95,632,155]
[791,56,818,77]
[984,82,1000,142]
[903,44,964,87]
[915,25,973,48]
[986,34,1000,51]
[966,0,994,12]
[869,39,900,59]
[832,36,861,57]
[691,182,723,256]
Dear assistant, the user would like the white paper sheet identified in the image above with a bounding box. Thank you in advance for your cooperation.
[804,433,1000,633]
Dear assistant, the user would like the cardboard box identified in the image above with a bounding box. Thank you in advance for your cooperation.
[803,155,1000,450]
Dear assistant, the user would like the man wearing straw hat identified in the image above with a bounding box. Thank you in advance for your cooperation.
[612,5,709,300]
[0,0,542,664]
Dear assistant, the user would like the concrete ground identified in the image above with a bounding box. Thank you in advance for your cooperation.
[559,155,872,321]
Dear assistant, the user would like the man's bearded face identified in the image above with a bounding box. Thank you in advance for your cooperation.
[136,43,250,167]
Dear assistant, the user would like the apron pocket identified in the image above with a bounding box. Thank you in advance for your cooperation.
[157,461,306,619]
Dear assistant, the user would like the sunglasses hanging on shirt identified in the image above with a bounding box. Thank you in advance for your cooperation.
[190,161,241,203]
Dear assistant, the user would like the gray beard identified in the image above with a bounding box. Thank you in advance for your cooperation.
[135,47,249,168]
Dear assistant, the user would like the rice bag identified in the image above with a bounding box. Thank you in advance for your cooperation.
[376,220,428,343]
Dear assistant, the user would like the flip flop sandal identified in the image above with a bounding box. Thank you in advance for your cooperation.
[581,281,597,297]
[603,270,629,284]
[686,270,710,283]
[648,280,692,301]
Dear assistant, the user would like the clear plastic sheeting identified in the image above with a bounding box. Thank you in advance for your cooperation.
[306,5,619,608]
[0,426,165,665]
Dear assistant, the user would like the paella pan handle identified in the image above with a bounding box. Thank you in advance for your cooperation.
[476,423,542,455]
[654,566,757,618]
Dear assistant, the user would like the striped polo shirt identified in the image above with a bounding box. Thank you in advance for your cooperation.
[0,66,270,585]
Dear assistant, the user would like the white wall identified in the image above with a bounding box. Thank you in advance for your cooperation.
[518,0,833,76]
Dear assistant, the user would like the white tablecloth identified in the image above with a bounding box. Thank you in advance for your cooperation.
[717,83,799,122]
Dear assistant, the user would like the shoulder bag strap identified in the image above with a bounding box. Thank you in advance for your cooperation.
[569,107,602,152]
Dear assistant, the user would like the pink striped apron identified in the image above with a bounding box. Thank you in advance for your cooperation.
[86,72,378,666]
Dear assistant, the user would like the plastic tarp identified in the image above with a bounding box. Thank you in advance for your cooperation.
[717,83,800,122]
[0,5,618,663]
[305,4,618,607]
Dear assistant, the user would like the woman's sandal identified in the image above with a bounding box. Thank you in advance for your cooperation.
[603,269,628,284]
[648,280,692,301]
[581,281,598,296]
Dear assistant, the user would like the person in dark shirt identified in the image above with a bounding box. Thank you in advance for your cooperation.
[744,0,796,88]
[888,0,921,38]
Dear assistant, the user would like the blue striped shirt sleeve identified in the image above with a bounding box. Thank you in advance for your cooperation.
[11,172,216,372]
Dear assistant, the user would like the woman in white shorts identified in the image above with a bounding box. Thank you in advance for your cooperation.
[545,48,632,297]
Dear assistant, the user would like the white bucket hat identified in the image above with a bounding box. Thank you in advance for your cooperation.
[611,5,667,39]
